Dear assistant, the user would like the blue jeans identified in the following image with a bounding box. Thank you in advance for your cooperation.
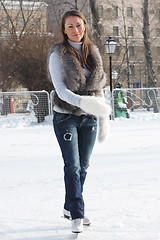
[53,111,97,220]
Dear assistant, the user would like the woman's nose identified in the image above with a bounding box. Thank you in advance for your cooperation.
[73,27,78,32]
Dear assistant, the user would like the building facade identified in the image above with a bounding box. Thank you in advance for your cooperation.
[96,0,160,88]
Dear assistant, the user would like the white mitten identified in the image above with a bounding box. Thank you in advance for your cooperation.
[80,96,111,117]
[98,117,110,142]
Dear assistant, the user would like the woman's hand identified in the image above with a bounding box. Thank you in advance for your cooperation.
[80,96,111,117]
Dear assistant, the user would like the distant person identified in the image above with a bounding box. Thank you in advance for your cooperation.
[48,9,111,234]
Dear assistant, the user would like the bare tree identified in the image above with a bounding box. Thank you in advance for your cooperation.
[0,0,47,43]
[104,0,138,88]
[100,0,160,89]
[142,0,159,112]
[121,0,130,88]
[89,0,103,50]
[0,0,55,92]
[0,34,55,91]
[142,0,156,88]
[46,0,89,34]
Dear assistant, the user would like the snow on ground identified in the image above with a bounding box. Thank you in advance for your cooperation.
[0,111,160,240]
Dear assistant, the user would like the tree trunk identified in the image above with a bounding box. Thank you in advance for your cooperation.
[89,0,103,50]
[143,0,159,112]
[75,0,78,10]
[121,0,130,88]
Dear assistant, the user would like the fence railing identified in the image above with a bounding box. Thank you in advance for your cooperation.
[0,90,50,124]
[0,88,160,127]
[111,87,160,119]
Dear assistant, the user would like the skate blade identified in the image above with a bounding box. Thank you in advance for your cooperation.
[62,215,91,226]
[72,232,81,238]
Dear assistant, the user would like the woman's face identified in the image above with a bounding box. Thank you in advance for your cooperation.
[64,16,86,43]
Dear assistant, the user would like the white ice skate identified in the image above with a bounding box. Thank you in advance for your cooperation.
[72,218,83,233]
[63,209,91,226]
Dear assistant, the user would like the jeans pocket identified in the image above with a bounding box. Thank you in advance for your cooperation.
[91,116,97,122]
[86,115,97,123]
[54,112,71,124]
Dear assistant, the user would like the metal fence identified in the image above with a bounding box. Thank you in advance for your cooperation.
[0,88,160,127]
[50,90,55,117]
[0,90,50,124]
[111,87,160,119]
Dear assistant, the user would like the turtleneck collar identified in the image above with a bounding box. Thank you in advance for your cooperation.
[68,39,82,52]
[67,39,90,77]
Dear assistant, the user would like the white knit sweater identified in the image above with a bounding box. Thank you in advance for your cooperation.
[49,40,103,113]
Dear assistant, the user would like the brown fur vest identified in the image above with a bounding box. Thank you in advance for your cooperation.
[50,42,107,115]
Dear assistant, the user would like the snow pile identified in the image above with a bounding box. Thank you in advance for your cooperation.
[0,114,50,128]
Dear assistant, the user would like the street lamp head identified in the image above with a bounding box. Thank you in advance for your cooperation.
[104,36,117,54]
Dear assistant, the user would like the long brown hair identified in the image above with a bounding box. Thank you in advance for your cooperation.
[60,10,93,71]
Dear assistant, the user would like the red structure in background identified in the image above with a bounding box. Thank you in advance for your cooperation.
[10,96,14,113]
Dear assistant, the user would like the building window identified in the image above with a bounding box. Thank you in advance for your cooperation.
[158,65,160,75]
[156,9,160,21]
[128,27,133,37]
[127,7,133,18]
[130,65,135,76]
[141,8,144,17]
[113,6,118,17]
[115,46,120,56]
[129,46,134,57]
[156,28,160,37]
[98,5,103,16]
[106,8,112,18]
[113,26,119,36]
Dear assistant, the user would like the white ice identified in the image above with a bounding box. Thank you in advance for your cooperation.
[0,111,160,240]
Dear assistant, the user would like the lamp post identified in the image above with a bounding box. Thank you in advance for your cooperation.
[104,37,117,93]
[112,70,118,87]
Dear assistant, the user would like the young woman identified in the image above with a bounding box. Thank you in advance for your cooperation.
[48,10,111,233]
